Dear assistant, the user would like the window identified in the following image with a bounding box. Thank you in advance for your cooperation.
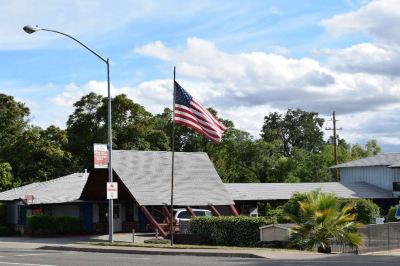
[177,211,191,219]
[194,210,212,217]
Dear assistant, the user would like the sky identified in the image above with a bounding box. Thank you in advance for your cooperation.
[1,0,400,151]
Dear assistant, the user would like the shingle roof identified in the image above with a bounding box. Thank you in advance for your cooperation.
[225,182,393,201]
[0,173,88,204]
[112,150,234,206]
[331,153,400,168]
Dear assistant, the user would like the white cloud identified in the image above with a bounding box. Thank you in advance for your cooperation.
[321,0,400,45]
[132,37,400,146]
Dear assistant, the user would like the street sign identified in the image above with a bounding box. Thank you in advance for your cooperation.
[395,201,400,219]
[375,217,385,224]
[94,143,108,169]
[107,182,118,199]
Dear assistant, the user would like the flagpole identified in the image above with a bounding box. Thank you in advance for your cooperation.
[170,66,176,246]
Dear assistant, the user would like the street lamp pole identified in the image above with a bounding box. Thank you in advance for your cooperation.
[23,25,114,242]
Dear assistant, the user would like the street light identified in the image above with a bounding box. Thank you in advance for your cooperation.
[23,25,115,242]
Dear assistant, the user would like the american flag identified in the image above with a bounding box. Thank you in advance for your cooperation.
[174,81,226,143]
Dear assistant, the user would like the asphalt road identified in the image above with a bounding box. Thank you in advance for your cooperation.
[0,248,399,266]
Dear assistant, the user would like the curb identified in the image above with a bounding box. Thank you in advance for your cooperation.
[39,245,265,259]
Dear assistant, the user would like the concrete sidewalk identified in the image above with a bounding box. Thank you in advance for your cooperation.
[39,243,338,260]
[0,234,343,259]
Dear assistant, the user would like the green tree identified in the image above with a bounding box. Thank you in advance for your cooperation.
[67,93,170,169]
[0,163,13,191]
[7,126,74,184]
[261,109,325,157]
[0,94,30,160]
[288,191,363,253]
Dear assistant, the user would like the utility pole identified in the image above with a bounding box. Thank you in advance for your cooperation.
[325,111,342,181]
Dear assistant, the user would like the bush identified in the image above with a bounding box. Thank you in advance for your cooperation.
[266,207,286,223]
[282,192,308,221]
[0,225,14,236]
[27,215,85,236]
[387,205,400,222]
[340,199,380,224]
[189,216,271,247]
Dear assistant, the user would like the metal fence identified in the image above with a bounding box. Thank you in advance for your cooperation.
[179,220,191,234]
[357,222,400,253]
[328,222,400,254]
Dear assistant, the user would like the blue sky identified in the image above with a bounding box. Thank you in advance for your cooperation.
[2,0,400,151]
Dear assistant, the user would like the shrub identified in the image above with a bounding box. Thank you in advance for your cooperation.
[0,225,14,236]
[27,215,85,236]
[340,199,380,224]
[266,207,286,223]
[282,192,308,221]
[189,216,271,247]
[387,205,400,222]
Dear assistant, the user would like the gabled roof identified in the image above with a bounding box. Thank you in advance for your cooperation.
[331,153,400,168]
[112,150,234,206]
[0,173,88,204]
[225,182,394,201]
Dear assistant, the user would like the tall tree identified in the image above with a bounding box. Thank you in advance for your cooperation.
[261,109,325,157]
[0,94,30,160]
[67,93,169,169]
[0,163,13,191]
[7,126,74,184]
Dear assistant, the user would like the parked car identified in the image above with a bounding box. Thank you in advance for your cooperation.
[173,208,212,222]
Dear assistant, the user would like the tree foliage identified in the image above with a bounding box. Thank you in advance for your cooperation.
[0,91,383,188]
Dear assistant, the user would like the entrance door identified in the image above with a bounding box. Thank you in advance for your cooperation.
[113,204,122,232]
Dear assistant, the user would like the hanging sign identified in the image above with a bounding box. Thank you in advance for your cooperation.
[94,143,108,169]
[107,182,118,199]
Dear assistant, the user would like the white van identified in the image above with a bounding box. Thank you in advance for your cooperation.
[173,208,212,222]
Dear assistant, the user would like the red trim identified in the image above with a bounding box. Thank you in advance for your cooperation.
[186,206,196,217]
[140,206,167,238]
[162,205,173,224]
[210,205,221,217]
[230,205,240,217]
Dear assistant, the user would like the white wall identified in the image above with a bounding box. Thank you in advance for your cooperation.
[341,166,400,190]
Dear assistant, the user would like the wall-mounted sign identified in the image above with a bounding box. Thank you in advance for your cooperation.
[24,194,34,203]
[94,143,108,169]
[107,182,118,199]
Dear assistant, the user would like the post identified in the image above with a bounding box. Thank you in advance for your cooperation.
[333,111,339,181]
[170,66,176,245]
[107,59,114,243]
[132,228,135,243]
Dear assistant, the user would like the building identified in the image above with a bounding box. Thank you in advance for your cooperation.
[0,150,237,236]
[1,151,399,235]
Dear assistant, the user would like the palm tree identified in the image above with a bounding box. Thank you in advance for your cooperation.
[287,190,363,253]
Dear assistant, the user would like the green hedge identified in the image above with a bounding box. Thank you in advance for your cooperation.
[189,216,271,247]
[27,215,85,236]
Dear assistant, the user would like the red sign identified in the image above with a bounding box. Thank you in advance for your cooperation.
[33,208,42,214]
[94,144,108,169]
